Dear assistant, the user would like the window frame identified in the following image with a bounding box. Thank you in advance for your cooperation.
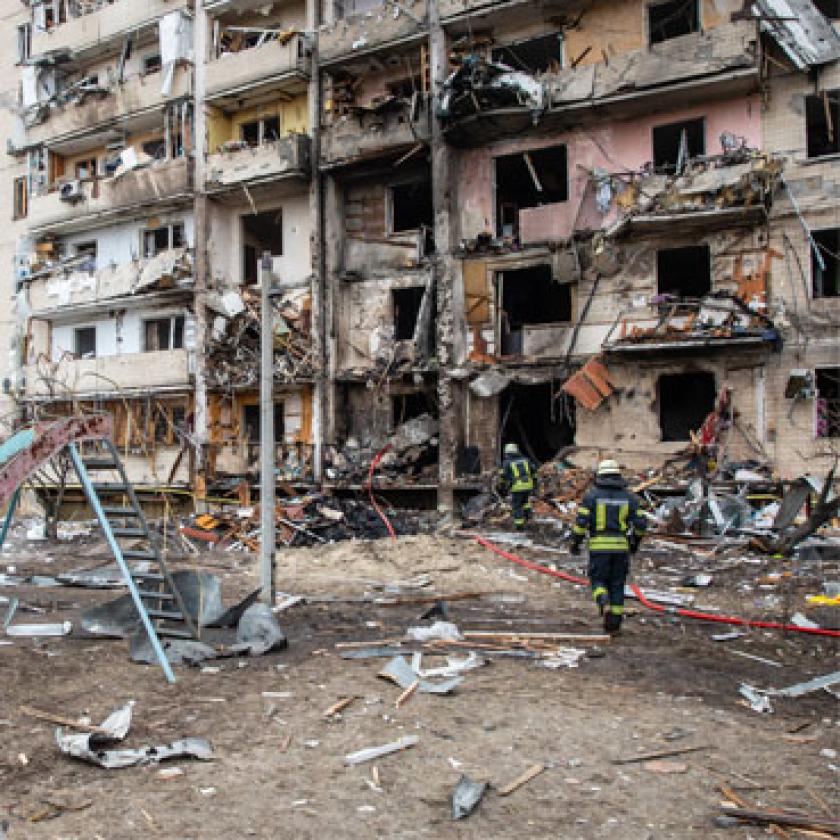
[646,0,701,47]
[73,325,97,359]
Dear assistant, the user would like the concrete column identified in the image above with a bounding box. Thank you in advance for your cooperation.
[429,0,458,511]
[322,173,343,448]
[192,1,209,489]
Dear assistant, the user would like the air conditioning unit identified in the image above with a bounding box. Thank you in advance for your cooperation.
[59,180,85,203]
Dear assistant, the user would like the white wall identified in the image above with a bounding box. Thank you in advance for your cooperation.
[51,306,187,359]
[62,212,194,269]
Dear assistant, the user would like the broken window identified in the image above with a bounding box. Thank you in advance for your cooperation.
[392,287,426,341]
[657,245,711,298]
[499,265,572,355]
[814,0,840,18]
[648,0,699,45]
[17,23,31,63]
[816,368,840,438]
[392,392,435,426]
[74,157,97,180]
[144,315,185,352]
[74,326,96,359]
[495,145,568,238]
[659,371,716,442]
[652,118,704,171]
[141,139,166,160]
[243,210,283,285]
[812,228,840,298]
[74,241,97,270]
[491,32,564,74]
[141,53,162,75]
[143,223,185,258]
[13,176,27,220]
[390,180,433,233]
[500,382,575,463]
[805,90,840,159]
[243,402,285,444]
[240,116,281,146]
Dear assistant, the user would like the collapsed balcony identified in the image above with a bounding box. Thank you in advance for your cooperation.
[206,287,318,389]
[321,91,432,169]
[601,293,782,356]
[440,21,761,144]
[318,0,428,67]
[206,134,311,194]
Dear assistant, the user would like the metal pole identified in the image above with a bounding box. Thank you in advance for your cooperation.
[260,252,276,604]
[0,489,20,550]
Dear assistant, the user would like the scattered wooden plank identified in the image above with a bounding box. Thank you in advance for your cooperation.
[612,745,709,765]
[19,706,111,735]
[279,734,292,753]
[498,764,545,796]
[718,784,791,840]
[395,679,420,709]
[720,806,840,833]
[323,697,356,718]
[463,631,610,644]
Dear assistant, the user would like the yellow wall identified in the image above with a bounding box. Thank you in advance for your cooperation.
[565,0,738,67]
[206,94,309,152]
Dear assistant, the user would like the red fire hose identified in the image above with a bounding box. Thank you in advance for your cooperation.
[475,536,840,639]
[368,445,397,541]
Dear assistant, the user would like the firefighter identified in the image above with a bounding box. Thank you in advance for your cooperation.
[569,459,646,635]
[498,442,538,531]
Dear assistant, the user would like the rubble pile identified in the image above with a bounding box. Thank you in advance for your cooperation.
[325,413,439,486]
[207,288,317,388]
[180,493,437,549]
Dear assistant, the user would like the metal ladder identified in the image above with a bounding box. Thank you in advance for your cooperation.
[67,438,198,684]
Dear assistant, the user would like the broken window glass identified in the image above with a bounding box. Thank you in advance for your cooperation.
[243,210,283,285]
[491,32,564,74]
[141,53,162,75]
[391,180,433,233]
[17,23,31,63]
[648,0,699,45]
[659,371,716,442]
[74,326,96,359]
[392,287,425,341]
[144,316,185,352]
[499,265,572,354]
[240,120,261,146]
[816,368,840,438]
[500,382,575,463]
[74,241,97,271]
[74,157,98,180]
[143,224,184,257]
[657,245,711,298]
[495,145,568,238]
[141,139,166,160]
[806,90,840,159]
[812,228,840,297]
[652,118,705,171]
[392,392,434,426]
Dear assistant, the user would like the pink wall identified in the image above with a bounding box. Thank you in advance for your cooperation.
[457,94,762,241]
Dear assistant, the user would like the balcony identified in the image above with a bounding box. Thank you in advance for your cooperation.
[28,158,192,235]
[24,349,191,399]
[443,20,760,145]
[25,69,192,149]
[319,0,428,66]
[206,134,311,193]
[439,0,572,25]
[30,0,191,61]
[204,35,311,107]
[27,250,194,315]
[320,102,431,169]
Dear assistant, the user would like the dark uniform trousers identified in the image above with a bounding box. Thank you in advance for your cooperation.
[588,552,629,616]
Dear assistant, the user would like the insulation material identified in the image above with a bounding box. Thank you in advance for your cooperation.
[753,0,840,69]
[561,357,617,411]
[160,11,194,97]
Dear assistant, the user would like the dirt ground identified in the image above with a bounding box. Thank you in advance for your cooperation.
[0,521,838,839]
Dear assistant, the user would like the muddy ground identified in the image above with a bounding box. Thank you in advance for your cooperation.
[0,521,838,839]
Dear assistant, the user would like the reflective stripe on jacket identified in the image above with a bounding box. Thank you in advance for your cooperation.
[573,475,646,554]
[501,456,536,493]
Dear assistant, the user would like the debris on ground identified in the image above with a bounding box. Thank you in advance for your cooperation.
[344,735,419,767]
[451,774,487,820]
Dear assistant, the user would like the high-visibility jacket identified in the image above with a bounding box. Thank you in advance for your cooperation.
[500,455,537,493]
[572,474,646,553]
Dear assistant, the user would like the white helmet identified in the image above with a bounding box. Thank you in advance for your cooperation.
[597,459,621,476]
[504,443,520,456]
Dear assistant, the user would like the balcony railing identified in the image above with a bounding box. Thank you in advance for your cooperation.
[206,134,311,190]
[28,157,192,234]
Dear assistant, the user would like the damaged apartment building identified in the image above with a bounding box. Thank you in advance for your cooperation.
[3,0,840,507]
